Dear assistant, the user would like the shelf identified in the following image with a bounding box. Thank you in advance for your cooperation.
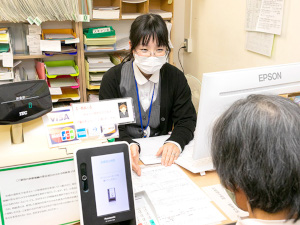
[12,54,77,60]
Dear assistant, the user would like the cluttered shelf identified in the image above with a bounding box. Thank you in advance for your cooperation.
[12,54,77,60]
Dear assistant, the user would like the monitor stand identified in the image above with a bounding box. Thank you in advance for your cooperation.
[11,124,24,144]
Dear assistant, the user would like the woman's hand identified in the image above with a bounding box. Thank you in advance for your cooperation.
[156,143,180,166]
[130,144,141,176]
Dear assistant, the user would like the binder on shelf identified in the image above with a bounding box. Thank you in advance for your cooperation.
[83,26,115,39]
[44,60,79,78]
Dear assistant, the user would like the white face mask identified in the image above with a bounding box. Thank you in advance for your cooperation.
[134,54,167,75]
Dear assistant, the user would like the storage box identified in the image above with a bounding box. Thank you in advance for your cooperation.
[83,26,115,38]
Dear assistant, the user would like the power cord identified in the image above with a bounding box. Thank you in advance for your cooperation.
[178,46,186,74]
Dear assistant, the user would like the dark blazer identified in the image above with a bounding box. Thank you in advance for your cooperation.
[99,62,196,150]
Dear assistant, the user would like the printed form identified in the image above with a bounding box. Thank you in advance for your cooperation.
[246,0,285,35]
[132,165,226,225]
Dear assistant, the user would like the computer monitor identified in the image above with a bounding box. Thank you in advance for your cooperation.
[193,63,300,160]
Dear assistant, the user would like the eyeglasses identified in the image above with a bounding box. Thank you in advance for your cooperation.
[135,49,168,57]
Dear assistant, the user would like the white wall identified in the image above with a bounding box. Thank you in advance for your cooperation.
[172,0,185,70]
[178,0,300,81]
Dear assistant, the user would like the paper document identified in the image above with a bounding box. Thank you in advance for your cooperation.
[246,0,284,35]
[94,6,120,10]
[87,55,111,63]
[93,8,120,19]
[49,77,78,88]
[65,37,80,44]
[132,165,226,225]
[40,40,61,52]
[134,135,170,164]
[49,87,63,95]
[51,88,80,102]
[89,62,115,68]
[0,159,79,225]
[116,37,130,50]
[150,9,172,18]
[89,73,104,81]
[202,184,249,221]
[2,52,13,67]
[122,13,142,20]
[46,65,76,75]
[166,21,174,48]
[246,31,274,56]
[28,25,42,35]
[175,140,214,174]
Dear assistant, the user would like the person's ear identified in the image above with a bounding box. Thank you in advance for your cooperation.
[235,188,249,212]
[129,41,132,50]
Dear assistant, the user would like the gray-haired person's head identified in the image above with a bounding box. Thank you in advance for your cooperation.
[211,94,300,221]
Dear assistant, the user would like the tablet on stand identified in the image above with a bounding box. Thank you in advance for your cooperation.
[74,142,136,225]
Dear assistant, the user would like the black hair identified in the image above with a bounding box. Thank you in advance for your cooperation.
[123,13,171,62]
[211,94,300,221]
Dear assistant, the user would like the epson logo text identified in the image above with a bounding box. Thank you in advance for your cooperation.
[259,72,282,82]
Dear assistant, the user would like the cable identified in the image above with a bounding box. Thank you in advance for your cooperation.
[178,46,186,74]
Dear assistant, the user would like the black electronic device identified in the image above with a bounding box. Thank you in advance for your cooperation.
[74,142,136,225]
[0,80,52,125]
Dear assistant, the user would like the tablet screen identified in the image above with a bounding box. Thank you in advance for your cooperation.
[91,152,130,217]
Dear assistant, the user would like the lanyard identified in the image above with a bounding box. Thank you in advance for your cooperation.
[132,63,156,138]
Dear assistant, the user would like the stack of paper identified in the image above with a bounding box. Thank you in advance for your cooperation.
[87,55,114,88]
[149,9,173,19]
[122,12,142,20]
[93,6,120,19]
[0,0,79,22]
[87,56,115,72]
[84,26,117,52]
[44,34,75,40]
[49,77,78,88]
[41,29,78,55]
[116,37,130,51]
[44,45,77,55]
[0,67,13,84]
[27,25,42,55]
[46,66,77,76]
[132,165,226,225]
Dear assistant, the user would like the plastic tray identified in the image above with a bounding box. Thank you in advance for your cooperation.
[42,29,77,41]
[47,75,79,89]
[84,44,116,53]
[84,35,116,46]
[44,60,79,79]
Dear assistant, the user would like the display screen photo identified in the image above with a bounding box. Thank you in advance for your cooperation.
[91,152,130,217]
